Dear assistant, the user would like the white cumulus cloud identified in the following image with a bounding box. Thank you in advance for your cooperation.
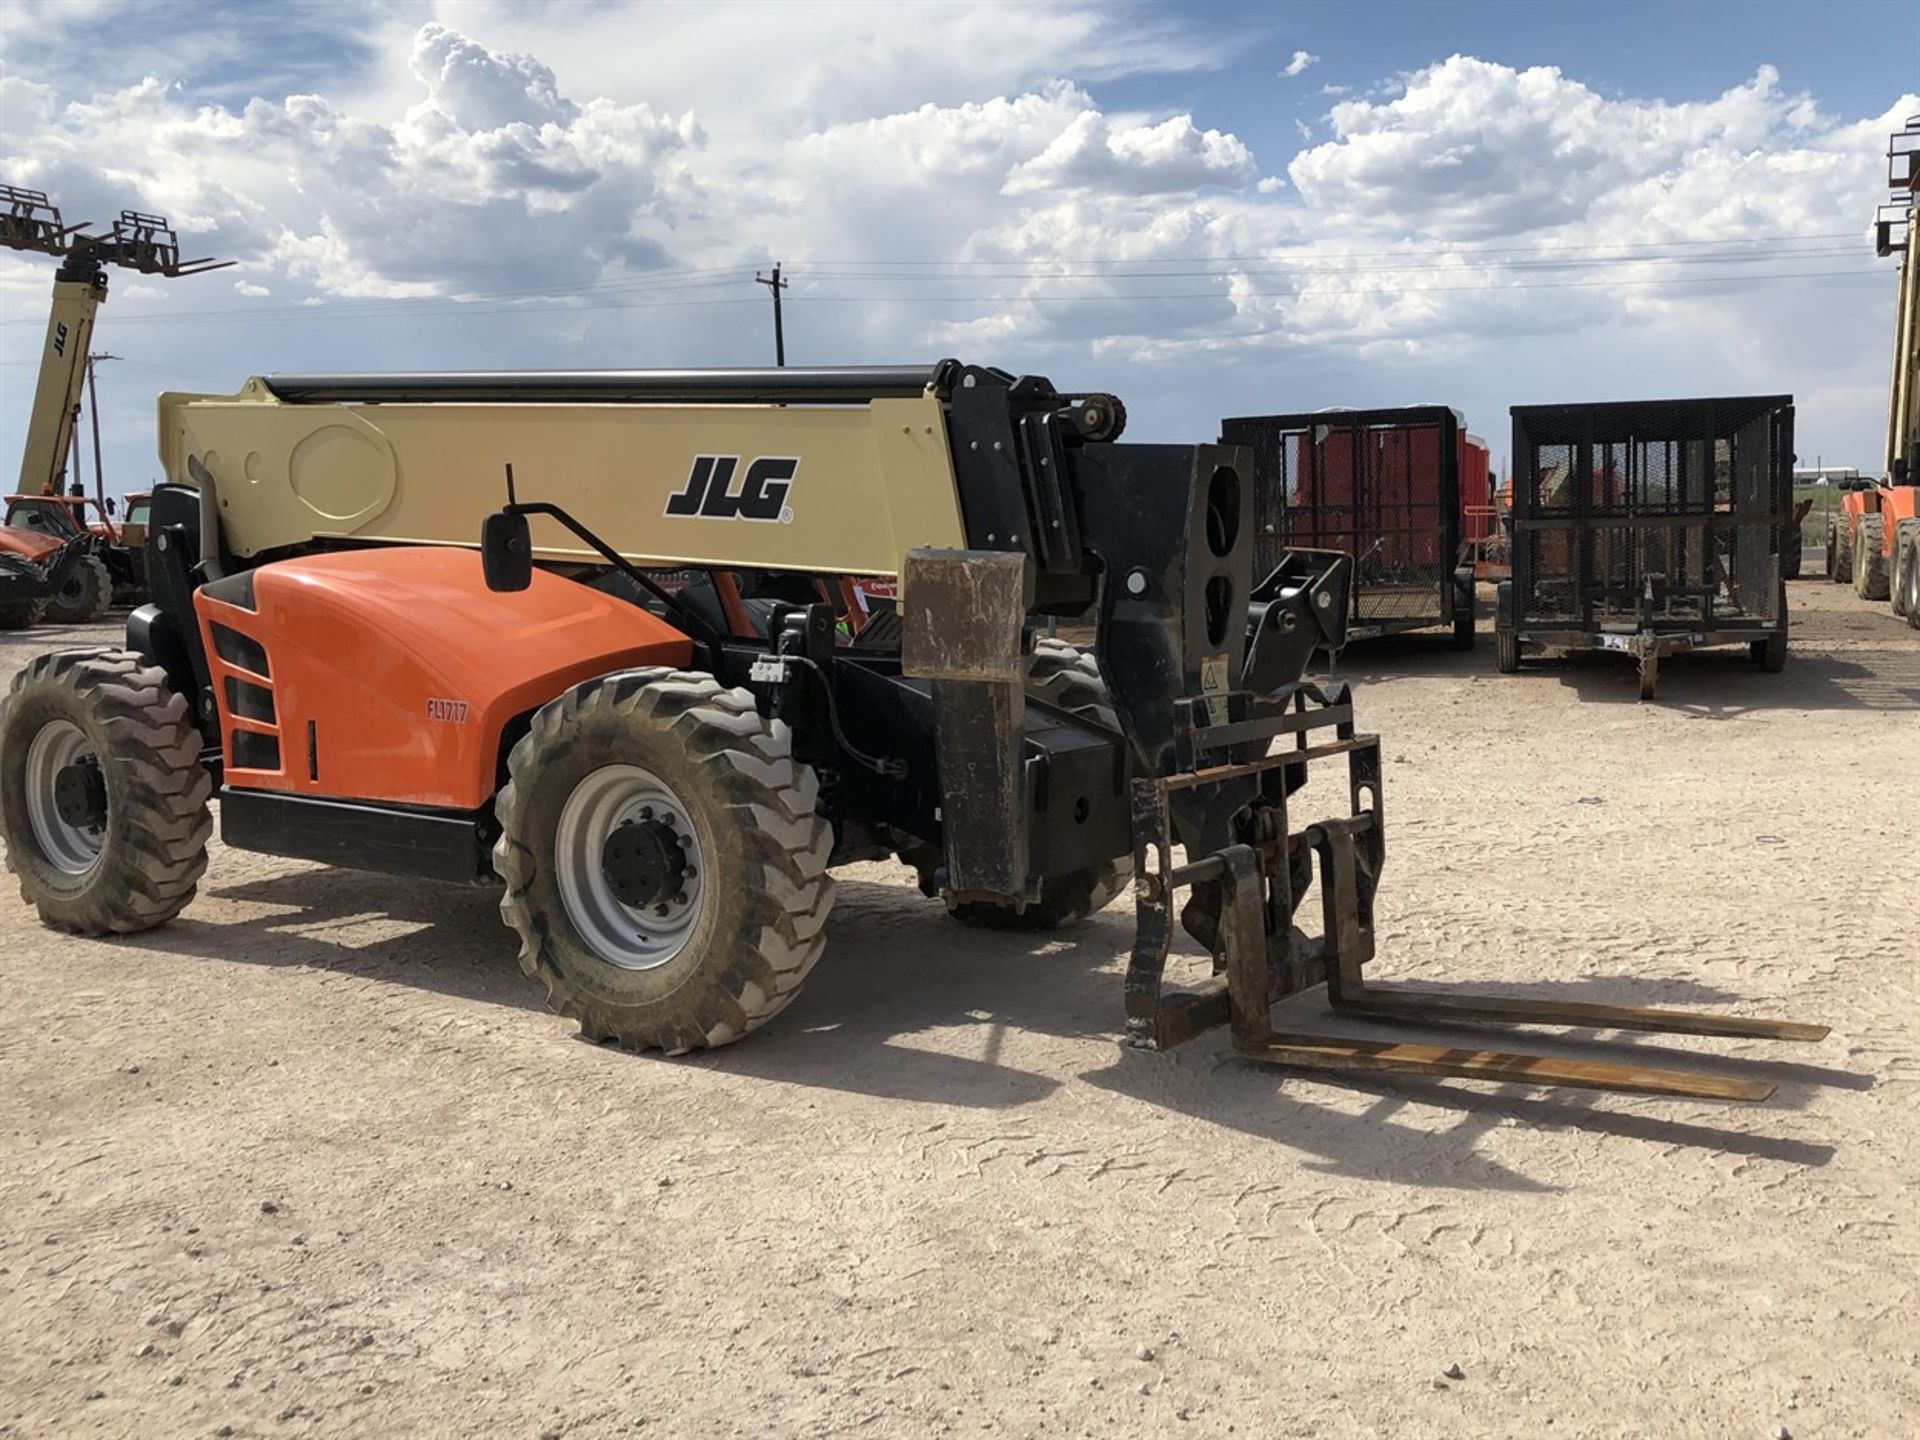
[1004,111,1258,196]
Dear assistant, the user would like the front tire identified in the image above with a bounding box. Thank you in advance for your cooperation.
[0,648,212,932]
[44,553,110,624]
[493,668,833,1053]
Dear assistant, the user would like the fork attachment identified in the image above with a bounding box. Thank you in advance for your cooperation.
[1062,440,1824,1101]
[1121,685,1826,1101]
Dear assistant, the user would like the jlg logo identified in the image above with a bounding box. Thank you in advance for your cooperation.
[51,323,69,358]
[664,455,797,523]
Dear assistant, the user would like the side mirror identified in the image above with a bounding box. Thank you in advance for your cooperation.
[482,509,532,591]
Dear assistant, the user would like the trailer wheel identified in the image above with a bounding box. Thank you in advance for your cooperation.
[943,639,1133,932]
[1828,513,1853,584]
[493,668,834,1054]
[1495,627,1520,674]
[1751,632,1787,672]
[44,553,110,624]
[1451,608,1476,651]
[0,598,48,630]
[0,648,212,933]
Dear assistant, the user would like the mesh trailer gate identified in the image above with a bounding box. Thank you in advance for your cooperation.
[1498,395,1794,698]
[1220,407,1477,648]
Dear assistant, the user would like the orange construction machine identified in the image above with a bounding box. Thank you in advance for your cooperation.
[1826,114,1920,624]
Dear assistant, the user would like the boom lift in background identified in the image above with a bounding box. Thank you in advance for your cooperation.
[1827,116,1920,622]
[0,184,229,624]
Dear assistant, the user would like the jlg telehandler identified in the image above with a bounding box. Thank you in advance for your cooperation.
[0,363,1824,1098]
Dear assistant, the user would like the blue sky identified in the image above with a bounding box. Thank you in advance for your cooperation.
[1,0,1915,495]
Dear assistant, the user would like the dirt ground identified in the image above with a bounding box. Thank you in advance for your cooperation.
[0,579,1914,1440]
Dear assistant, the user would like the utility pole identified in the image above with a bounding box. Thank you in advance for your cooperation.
[755,263,788,366]
[85,352,118,516]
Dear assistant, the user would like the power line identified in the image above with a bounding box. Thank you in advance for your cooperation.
[4,231,1868,327]
[0,227,1880,326]
[769,268,1884,303]
[0,261,1884,333]
[800,247,1868,282]
[793,231,1867,266]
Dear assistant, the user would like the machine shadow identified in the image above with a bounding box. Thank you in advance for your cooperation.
[136,866,1856,1181]
[1080,971,1849,1187]
[162,866,1134,1110]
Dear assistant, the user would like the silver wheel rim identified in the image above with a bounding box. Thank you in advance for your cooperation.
[25,719,105,875]
[554,764,705,971]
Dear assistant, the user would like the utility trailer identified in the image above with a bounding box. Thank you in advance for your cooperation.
[0,364,1825,1101]
[1220,406,1477,649]
[1498,396,1794,699]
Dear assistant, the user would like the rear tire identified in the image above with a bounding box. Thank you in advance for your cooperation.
[493,668,833,1054]
[0,648,212,933]
[1854,513,1889,601]
[1495,627,1520,673]
[940,638,1132,932]
[0,598,48,630]
[44,553,110,624]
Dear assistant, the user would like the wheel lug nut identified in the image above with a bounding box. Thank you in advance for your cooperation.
[672,892,689,906]
[639,806,654,820]
[654,903,671,917]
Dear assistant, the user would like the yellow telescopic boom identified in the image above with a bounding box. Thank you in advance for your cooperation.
[0,185,230,496]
